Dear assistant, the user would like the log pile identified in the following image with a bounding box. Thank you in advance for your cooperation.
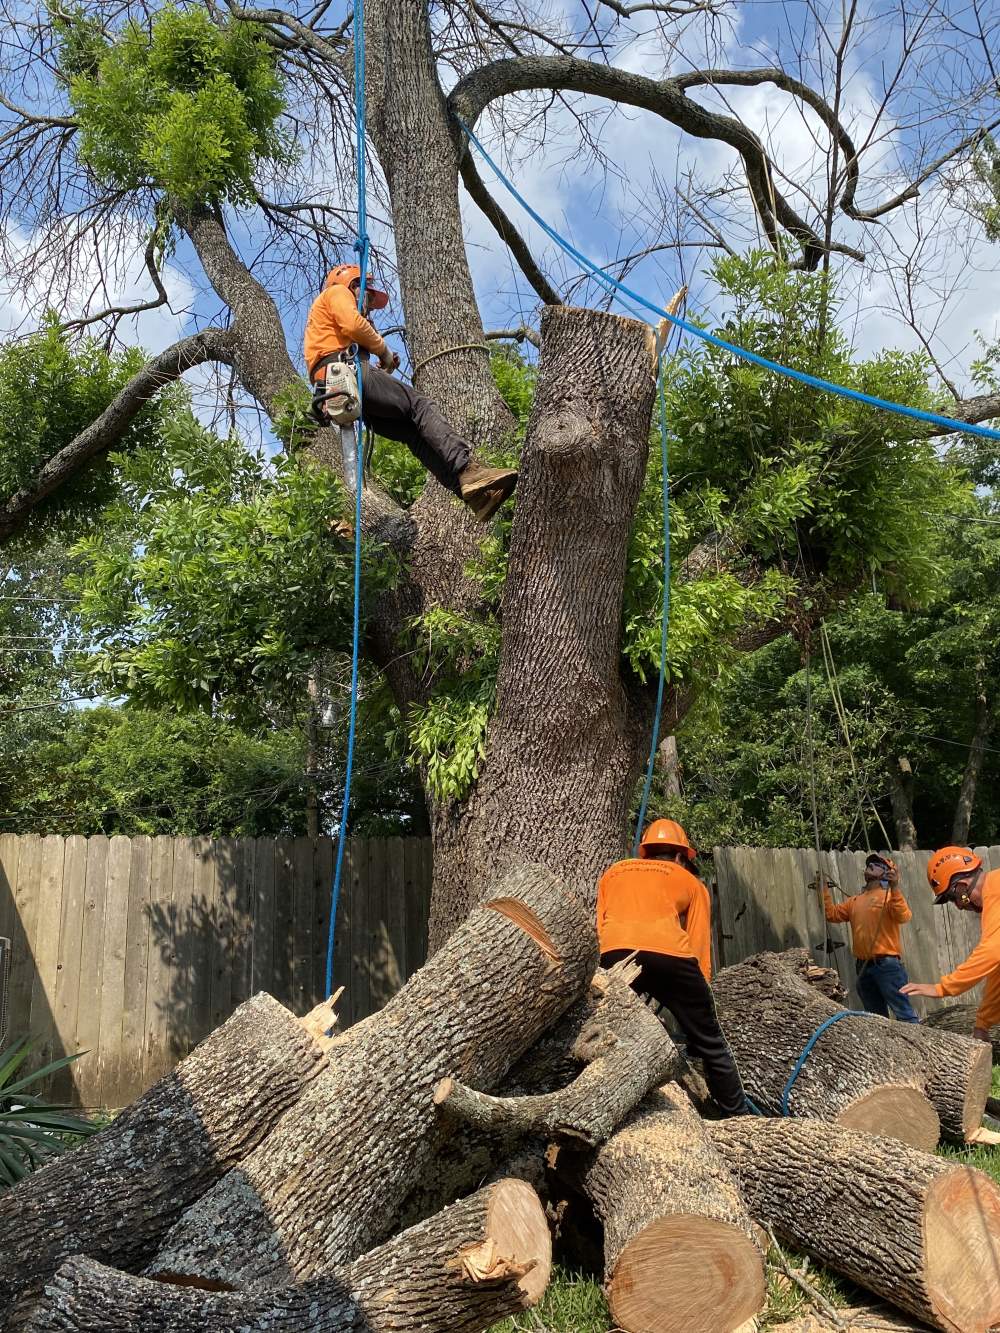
[2,893,1000,1333]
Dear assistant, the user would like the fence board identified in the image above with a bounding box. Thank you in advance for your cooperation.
[349,839,371,1023]
[142,837,176,1088]
[211,837,238,1032]
[230,839,254,1013]
[291,836,315,1015]
[74,835,108,1107]
[250,838,275,998]
[272,838,295,1010]
[27,835,67,1076]
[0,832,21,945]
[96,835,131,1102]
[167,837,197,1061]
[51,835,88,1101]
[311,837,333,1008]
[119,835,153,1106]
[331,843,355,1027]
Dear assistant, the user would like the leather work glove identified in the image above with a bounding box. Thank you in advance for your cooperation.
[378,347,400,373]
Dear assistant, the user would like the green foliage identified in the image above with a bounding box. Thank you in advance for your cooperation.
[0,1039,97,1188]
[973,135,1000,241]
[0,320,163,532]
[60,5,292,206]
[70,414,395,717]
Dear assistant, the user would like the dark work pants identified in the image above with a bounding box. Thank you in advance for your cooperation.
[856,956,920,1022]
[601,948,749,1117]
[358,361,471,495]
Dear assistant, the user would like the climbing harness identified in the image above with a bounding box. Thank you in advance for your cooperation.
[324,0,370,1001]
[780,1009,871,1114]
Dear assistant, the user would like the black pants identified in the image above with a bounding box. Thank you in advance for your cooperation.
[601,948,749,1117]
[359,362,471,495]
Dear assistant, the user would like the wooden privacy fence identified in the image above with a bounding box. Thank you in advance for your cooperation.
[713,845,994,1014]
[0,834,431,1109]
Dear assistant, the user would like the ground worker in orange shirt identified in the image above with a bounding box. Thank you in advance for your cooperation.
[820,853,918,1023]
[597,818,749,1117]
[304,265,518,521]
[901,847,999,1041]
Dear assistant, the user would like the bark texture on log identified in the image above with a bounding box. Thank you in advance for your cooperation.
[568,1084,765,1333]
[769,1311,927,1332]
[147,864,594,1289]
[0,994,325,1327]
[710,1117,1000,1333]
[713,951,953,1146]
[435,963,678,1147]
[25,1179,550,1333]
[922,1004,1000,1066]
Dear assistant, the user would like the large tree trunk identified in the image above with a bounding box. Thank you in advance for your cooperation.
[24,1179,550,1333]
[712,951,945,1146]
[886,755,918,850]
[428,306,660,945]
[952,684,993,844]
[710,1117,1000,1333]
[0,994,326,1328]
[146,864,594,1289]
[566,1084,765,1333]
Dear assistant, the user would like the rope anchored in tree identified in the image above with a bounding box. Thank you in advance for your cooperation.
[325,0,370,1002]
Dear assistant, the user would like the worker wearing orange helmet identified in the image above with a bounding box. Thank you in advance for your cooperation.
[597,818,749,1116]
[820,853,919,1023]
[901,847,998,1041]
[303,265,518,521]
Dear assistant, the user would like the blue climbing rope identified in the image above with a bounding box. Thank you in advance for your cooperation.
[779,1009,870,1115]
[325,1,370,1000]
[631,352,671,855]
[458,119,1000,445]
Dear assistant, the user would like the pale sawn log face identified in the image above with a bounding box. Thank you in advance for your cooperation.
[710,1116,1000,1333]
[712,950,991,1143]
[569,1084,766,1333]
[0,993,325,1326]
[146,864,595,1289]
[24,1179,551,1333]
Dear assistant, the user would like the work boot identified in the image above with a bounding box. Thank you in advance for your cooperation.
[458,461,518,523]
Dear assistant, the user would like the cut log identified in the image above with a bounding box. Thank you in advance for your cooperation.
[768,1311,928,1332]
[23,1178,551,1333]
[0,993,326,1326]
[565,1083,766,1333]
[710,1116,1000,1333]
[903,1019,993,1142]
[922,1003,1000,1066]
[712,951,946,1146]
[147,863,595,1289]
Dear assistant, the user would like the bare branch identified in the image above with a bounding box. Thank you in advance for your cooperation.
[485,325,540,348]
[459,148,562,305]
[0,328,236,544]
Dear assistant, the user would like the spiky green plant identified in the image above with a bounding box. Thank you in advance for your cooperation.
[0,1038,98,1187]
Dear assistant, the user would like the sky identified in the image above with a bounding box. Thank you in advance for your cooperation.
[1,0,998,453]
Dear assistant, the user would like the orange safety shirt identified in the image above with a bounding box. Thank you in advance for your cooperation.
[596,857,713,981]
[303,284,386,379]
[934,868,1000,1029]
[823,885,912,961]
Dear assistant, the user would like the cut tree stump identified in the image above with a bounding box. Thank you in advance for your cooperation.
[565,1083,765,1333]
[0,993,327,1327]
[712,951,950,1146]
[147,863,595,1289]
[710,1116,1000,1333]
[23,1178,551,1333]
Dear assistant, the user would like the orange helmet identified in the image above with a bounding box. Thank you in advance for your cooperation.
[324,263,389,310]
[927,846,982,903]
[639,818,697,863]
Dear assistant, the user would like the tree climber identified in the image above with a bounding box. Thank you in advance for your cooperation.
[819,854,918,1023]
[304,265,519,521]
[901,847,999,1042]
[597,818,750,1117]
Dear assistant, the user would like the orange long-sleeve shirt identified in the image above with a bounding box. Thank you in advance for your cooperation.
[596,858,713,981]
[823,885,912,961]
[934,869,1000,1028]
[303,284,386,379]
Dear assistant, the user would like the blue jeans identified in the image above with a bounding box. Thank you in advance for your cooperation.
[856,956,920,1023]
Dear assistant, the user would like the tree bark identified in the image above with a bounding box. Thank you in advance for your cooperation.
[0,994,327,1328]
[922,1004,1000,1065]
[712,951,942,1147]
[952,685,993,844]
[657,734,682,798]
[886,756,917,851]
[710,1117,1000,1333]
[24,1179,551,1333]
[428,305,659,946]
[145,863,595,1289]
[564,1084,765,1333]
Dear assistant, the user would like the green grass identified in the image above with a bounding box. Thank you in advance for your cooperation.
[491,1267,611,1333]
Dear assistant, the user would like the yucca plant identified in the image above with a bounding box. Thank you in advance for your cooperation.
[0,1037,99,1187]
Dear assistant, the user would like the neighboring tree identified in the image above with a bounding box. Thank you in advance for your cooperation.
[0,3,997,944]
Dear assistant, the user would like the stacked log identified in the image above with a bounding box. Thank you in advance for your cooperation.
[922,1003,1000,1065]
[24,1179,551,1333]
[711,1116,1000,1333]
[566,1084,765,1333]
[712,950,990,1143]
